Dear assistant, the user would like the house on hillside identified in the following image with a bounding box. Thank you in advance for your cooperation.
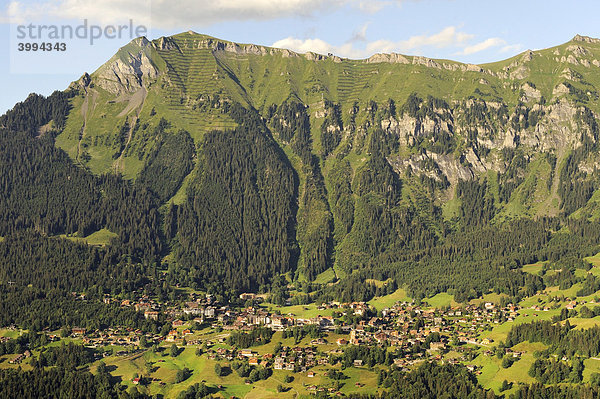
[172,319,184,327]
[144,311,159,320]
[166,330,178,342]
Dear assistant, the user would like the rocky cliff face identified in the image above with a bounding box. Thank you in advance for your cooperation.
[390,98,595,190]
[93,37,159,94]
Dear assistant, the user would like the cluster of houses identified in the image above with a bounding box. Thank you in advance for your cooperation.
[96,290,522,346]
[51,291,526,377]
[273,345,331,372]
[147,298,522,373]
[327,301,519,350]
[530,298,594,312]
[9,350,31,364]
[220,308,337,332]
[80,327,155,348]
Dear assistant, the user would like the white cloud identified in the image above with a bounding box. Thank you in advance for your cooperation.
[399,26,474,50]
[457,37,506,55]
[273,26,480,59]
[500,43,523,54]
[2,1,43,24]
[273,37,336,55]
[1,0,349,27]
[1,0,425,28]
[356,0,390,13]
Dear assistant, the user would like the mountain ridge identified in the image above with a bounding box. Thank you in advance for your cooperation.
[83,32,600,97]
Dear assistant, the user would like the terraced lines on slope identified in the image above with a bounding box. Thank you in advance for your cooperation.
[156,49,218,97]
[337,65,355,104]
[156,47,236,133]
[337,63,380,104]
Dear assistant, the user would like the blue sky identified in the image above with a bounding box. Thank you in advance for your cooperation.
[1,0,600,113]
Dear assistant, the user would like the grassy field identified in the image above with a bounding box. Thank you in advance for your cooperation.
[60,228,118,246]
[585,252,600,267]
[424,292,456,308]
[364,279,389,288]
[0,354,33,371]
[490,354,537,391]
[583,358,600,382]
[314,268,336,284]
[0,329,22,339]
[94,344,380,398]
[568,316,600,330]
[368,288,411,310]
[470,293,508,306]
[471,350,537,394]
[584,252,600,277]
[542,283,583,299]
[522,262,545,275]
[441,197,461,221]
[471,353,500,389]
[168,165,197,205]
[511,341,547,353]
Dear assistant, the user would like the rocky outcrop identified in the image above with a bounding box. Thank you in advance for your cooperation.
[412,56,441,69]
[517,100,581,152]
[566,44,589,56]
[520,82,541,102]
[367,53,409,64]
[304,52,327,61]
[560,68,582,81]
[69,72,91,91]
[94,37,159,94]
[158,36,180,51]
[553,83,571,96]
[573,34,600,44]
[379,94,593,189]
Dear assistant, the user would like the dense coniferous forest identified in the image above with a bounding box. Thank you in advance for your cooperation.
[0,91,74,134]
[272,101,334,280]
[0,92,169,332]
[0,367,147,399]
[510,383,600,399]
[0,233,165,331]
[136,120,196,202]
[506,320,600,358]
[0,126,163,262]
[172,104,299,293]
